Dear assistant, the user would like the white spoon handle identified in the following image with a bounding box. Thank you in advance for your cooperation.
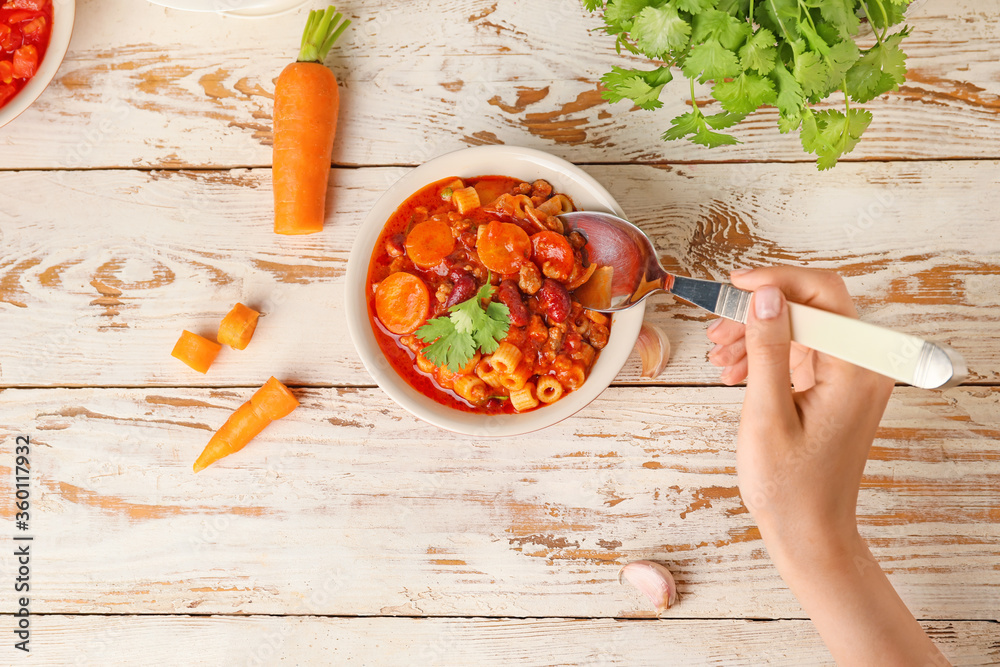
[784,302,965,389]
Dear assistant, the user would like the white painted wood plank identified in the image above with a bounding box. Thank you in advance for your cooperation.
[18,616,1000,666]
[1,162,997,387]
[1,0,999,168]
[1,386,997,618]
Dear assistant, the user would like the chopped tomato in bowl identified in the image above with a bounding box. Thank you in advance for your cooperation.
[0,0,75,128]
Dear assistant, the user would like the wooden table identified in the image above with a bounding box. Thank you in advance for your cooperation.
[2,0,998,663]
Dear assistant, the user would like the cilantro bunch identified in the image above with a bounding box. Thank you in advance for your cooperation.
[416,280,511,372]
[586,0,913,169]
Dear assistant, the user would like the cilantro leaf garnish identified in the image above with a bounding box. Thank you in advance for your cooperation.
[585,0,916,169]
[415,279,511,372]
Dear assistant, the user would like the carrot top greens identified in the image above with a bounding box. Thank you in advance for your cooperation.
[297,6,351,64]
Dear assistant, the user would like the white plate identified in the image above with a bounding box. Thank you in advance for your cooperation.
[344,146,645,437]
[0,0,76,129]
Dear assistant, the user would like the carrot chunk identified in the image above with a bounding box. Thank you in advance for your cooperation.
[193,377,299,472]
[375,271,430,334]
[250,376,300,421]
[405,218,455,269]
[218,302,261,350]
[171,331,221,374]
[478,220,531,275]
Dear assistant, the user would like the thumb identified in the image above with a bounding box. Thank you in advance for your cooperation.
[743,285,796,418]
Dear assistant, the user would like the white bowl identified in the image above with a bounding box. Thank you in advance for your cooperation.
[0,0,75,129]
[345,145,645,437]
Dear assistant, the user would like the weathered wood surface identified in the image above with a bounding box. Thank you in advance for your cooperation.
[2,161,997,387]
[1,386,997,618]
[14,616,1000,666]
[1,0,999,169]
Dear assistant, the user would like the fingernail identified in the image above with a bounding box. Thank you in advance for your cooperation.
[707,318,723,333]
[754,285,783,320]
[709,343,722,357]
[721,366,732,380]
[731,268,751,277]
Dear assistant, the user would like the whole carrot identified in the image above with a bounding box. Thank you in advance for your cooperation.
[193,377,299,472]
[272,6,351,235]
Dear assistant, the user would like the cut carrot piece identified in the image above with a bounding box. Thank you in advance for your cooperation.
[375,271,430,335]
[171,331,221,374]
[405,218,455,269]
[218,302,260,350]
[193,377,299,473]
[250,376,300,421]
[478,220,531,275]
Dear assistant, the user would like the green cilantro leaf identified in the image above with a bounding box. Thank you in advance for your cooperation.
[817,0,861,40]
[682,39,741,83]
[792,41,830,98]
[662,109,740,147]
[632,4,691,58]
[713,72,776,115]
[691,8,751,51]
[738,28,777,75]
[704,110,747,130]
[770,62,805,119]
[800,107,873,170]
[603,0,656,33]
[676,0,718,14]
[583,0,604,11]
[845,28,909,103]
[415,279,511,372]
[601,66,674,109]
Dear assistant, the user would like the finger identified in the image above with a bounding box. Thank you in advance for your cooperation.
[709,339,747,367]
[742,285,797,420]
[720,357,748,385]
[790,348,817,392]
[731,267,858,319]
[707,317,745,345]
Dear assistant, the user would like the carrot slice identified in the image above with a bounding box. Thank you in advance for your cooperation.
[405,218,455,269]
[218,302,261,350]
[193,377,299,472]
[375,271,430,335]
[171,331,221,374]
[531,231,574,278]
[478,220,531,275]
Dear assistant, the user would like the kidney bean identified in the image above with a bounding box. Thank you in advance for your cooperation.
[496,279,530,326]
[538,278,571,323]
[445,272,476,308]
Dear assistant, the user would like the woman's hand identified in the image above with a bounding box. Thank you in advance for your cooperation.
[706,266,949,666]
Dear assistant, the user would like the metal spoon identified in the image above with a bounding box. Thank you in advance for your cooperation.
[559,211,966,390]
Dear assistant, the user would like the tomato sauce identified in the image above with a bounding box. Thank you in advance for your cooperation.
[0,0,54,111]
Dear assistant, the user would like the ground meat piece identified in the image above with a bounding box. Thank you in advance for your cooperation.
[518,262,542,295]
[531,179,553,199]
[385,233,405,257]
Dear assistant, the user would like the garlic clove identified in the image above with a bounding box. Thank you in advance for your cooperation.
[636,323,670,379]
[618,560,678,614]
